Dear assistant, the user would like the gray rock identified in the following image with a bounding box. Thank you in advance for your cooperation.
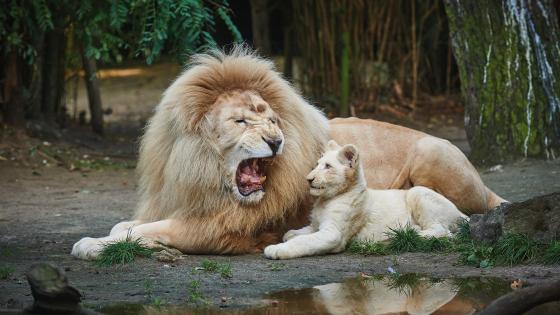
[469,192,560,244]
[24,263,102,315]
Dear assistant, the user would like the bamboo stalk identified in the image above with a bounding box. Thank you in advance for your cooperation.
[340,31,350,117]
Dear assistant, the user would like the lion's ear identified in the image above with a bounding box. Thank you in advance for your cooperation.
[337,144,359,168]
[327,140,340,151]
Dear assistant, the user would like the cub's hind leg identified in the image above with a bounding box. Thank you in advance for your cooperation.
[406,186,467,237]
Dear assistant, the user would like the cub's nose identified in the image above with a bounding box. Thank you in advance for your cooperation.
[307,178,314,185]
[263,137,282,155]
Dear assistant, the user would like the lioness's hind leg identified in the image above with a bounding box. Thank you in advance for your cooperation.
[406,186,467,236]
[110,220,143,236]
[409,137,506,214]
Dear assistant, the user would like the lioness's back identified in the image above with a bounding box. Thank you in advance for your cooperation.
[330,118,427,188]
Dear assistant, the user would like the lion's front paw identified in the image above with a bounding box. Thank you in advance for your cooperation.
[71,237,104,260]
[109,220,140,236]
[282,230,299,242]
[264,244,294,260]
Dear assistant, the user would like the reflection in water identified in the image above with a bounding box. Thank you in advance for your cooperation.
[315,277,466,314]
[99,275,559,315]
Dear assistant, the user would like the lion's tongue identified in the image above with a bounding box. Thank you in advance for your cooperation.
[239,171,261,185]
[240,161,264,185]
[238,159,266,194]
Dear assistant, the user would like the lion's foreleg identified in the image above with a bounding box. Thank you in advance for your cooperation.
[71,219,182,260]
[109,220,143,236]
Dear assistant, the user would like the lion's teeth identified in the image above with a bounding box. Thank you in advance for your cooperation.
[260,175,267,182]
[252,159,257,167]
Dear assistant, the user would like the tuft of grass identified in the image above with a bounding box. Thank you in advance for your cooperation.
[455,218,471,243]
[418,236,454,252]
[73,158,135,171]
[186,280,207,306]
[493,233,542,265]
[458,242,495,268]
[348,240,388,255]
[269,262,286,271]
[349,226,453,256]
[0,265,15,279]
[199,259,232,278]
[385,225,423,253]
[0,247,16,258]
[543,241,560,265]
[96,234,153,267]
[458,233,545,267]
[144,279,166,306]
[219,264,232,278]
[348,221,557,268]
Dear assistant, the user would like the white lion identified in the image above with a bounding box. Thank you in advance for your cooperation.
[264,140,467,260]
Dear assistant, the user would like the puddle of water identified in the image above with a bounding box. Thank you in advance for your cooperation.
[98,275,560,315]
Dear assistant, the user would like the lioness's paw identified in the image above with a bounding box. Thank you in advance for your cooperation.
[71,237,104,260]
[264,244,293,260]
[282,230,299,242]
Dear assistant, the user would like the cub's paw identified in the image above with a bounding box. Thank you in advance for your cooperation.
[282,230,299,242]
[264,244,293,260]
[71,237,105,260]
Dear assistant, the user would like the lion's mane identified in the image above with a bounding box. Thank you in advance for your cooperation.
[134,46,328,252]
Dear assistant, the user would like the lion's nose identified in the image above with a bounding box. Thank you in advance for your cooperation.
[263,137,282,155]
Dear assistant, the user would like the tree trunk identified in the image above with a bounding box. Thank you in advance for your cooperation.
[1,51,25,126]
[250,0,271,56]
[26,31,46,120]
[339,31,350,117]
[42,28,66,125]
[82,53,104,135]
[445,0,560,164]
[283,22,293,80]
[281,2,293,80]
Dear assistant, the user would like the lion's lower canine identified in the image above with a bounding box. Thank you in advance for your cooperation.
[71,47,505,259]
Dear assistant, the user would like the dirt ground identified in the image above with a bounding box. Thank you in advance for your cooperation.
[1,141,559,311]
[1,62,560,311]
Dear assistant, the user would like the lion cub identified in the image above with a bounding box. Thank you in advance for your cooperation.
[264,140,467,260]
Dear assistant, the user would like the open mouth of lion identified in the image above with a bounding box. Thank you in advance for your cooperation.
[236,158,273,196]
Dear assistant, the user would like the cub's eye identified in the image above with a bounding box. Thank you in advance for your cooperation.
[325,163,332,169]
[235,119,246,124]
[270,118,277,124]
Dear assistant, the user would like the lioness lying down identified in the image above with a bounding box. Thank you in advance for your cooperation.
[264,140,467,260]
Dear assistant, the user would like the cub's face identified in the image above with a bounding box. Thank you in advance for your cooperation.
[306,140,358,198]
[208,90,284,204]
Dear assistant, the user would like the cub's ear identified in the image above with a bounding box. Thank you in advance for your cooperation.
[327,140,340,150]
[337,144,359,168]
